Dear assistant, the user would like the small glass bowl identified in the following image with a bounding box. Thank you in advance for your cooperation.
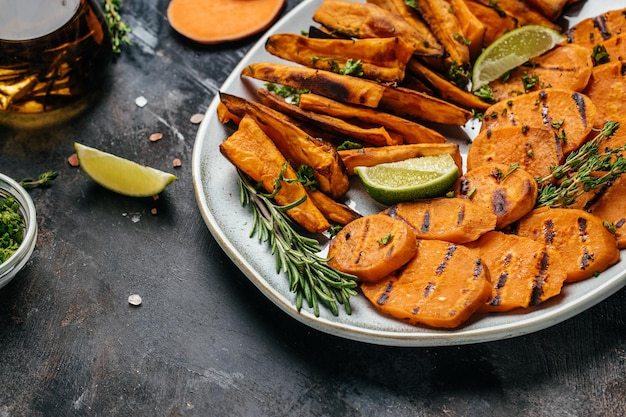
[0,172,37,289]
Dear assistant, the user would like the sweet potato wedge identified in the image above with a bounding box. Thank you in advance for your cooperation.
[464,231,567,313]
[220,115,330,233]
[241,62,386,108]
[464,0,518,47]
[488,44,593,103]
[360,239,492,328]
[307,189,362,226]
[481,89,597,156]
[467,125,562,178]
[471,0,561,31]
[448,0,486,59]
[312,0,444,57]
[384,197,497,243]
[298,93,447,145]
[339,143,462,176]
[513,207,620,282]
[454,163,538,229]
[583,61,626,126]
[219,92,350,199]
[524,0,570,21]
[327,213,417,282]
[265,34,415,83]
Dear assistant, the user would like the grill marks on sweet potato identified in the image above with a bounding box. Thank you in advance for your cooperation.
[360,239,492,328]
[464,231,567,313]
[514,207,620,282]
[583,61,626,126]
[328,214,417,282]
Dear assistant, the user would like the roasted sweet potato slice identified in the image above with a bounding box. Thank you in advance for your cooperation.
[467,125,562,178]
[298,93,446,145]
[312,0,444,57]
[384,197,497,243]
[583,61,626,126]
[514,207,620,282]
[454,163,538,229]
[360,239,492,328]
[464,231,567,313]
[327,214,417,282]
[265,34,415,83]
[339,143,462,176]
[219,92,350,199]
[220,115,330,233]
[566,8,626,48]
[481,89,597,156]
[488,44,593,102]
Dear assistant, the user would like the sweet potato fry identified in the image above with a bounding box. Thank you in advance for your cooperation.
[467,125,562,178]
[524,0,570,21]
[488,44,593,103]
[219,92,350,199]
[471,0,561,31]
[327,214,418,282]
[307,189,362,226]
[339,143,462,176]
[360,239,492,328]
[298,93,447,144]
[481,89,597,156]
[583,61,626,126]
[241,62,385,108]
[513,207,620,282]
[265,34,415,83]
[454,163,538,229]
[312,0,444,57]
[257,89,400,146]
[384,197,497,243]
[448,0,486,59]
[216,101,241,124]
[219,115,330,233]
[464,0,518,47]
[464,231,567,313]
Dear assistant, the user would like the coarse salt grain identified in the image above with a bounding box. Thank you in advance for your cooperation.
[149,133,163,142]
[135,96,148,108]
[128,294,142,306]
[190,113,204,124]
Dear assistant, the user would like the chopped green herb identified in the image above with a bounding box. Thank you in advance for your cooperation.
[0,197,24,264]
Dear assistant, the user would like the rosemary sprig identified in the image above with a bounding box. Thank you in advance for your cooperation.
[535,121,625,208]
[237,170,358,317]
[103,0,132,54]
[19,171,58,189]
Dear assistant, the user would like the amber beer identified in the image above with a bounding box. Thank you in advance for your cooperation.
[0,0,112,128]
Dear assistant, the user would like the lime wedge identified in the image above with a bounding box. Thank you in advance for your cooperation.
[472,25,566,91]
[74,142,177,197]
[355,154,460,206]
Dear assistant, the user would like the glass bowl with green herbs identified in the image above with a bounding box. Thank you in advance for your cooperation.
[0,172,37,289]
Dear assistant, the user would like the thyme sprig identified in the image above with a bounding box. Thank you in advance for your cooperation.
[19,171,58,189]
[237,170,358,317]
[103,0,132,54]
[535,121,625,208]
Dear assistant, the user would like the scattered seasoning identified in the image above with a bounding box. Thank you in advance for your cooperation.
[150,208,158,215]
[128,294,142,306]
[0,197,24,264]
[149,133,163,142]
[172,158,182,168]
[135,96,148,108]
[189,113,204,124]
[68,153,80,167]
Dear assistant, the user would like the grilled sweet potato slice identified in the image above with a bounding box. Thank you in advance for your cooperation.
[488,44,593,103]
[220,115,330,233]
[312,0,444,57]
[265,34,415,83]
[360,239,492,328]
[467,125,562,178]
[481,89,597,157]
[583,61,626,126]
[464,231,567,313]
[454,163,538,229]
[566,8,626,49]
[339,143,462,176]
[327,214,417,282]
[514,207,620,282]
[384,197,497,243]
[298,93,446,145]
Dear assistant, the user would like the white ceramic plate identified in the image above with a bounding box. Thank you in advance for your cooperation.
[192,0,626,346]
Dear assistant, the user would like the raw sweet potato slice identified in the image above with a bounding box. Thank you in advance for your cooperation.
[454,163,538,229]
[219,115,330,233]
[360,239,492,328]
[513,207,620,282]
[467,125,562,178]
[583,61,626,126]
[327,214,417,282]
[384,197,497,244]
[464,231,567,313]
[481,89,597,156]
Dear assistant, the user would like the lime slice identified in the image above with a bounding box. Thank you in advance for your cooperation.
[472,25,566,91]
[74,142,177,197]
[355,154,460,206]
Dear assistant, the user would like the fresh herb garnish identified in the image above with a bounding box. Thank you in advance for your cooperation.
[19,171,57,189]
[591,44,610,66]
[265,83,310,105]
[474,84,495,103]
[0,197,24,264]
[103,0,132,54]
[237,170,358,317]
